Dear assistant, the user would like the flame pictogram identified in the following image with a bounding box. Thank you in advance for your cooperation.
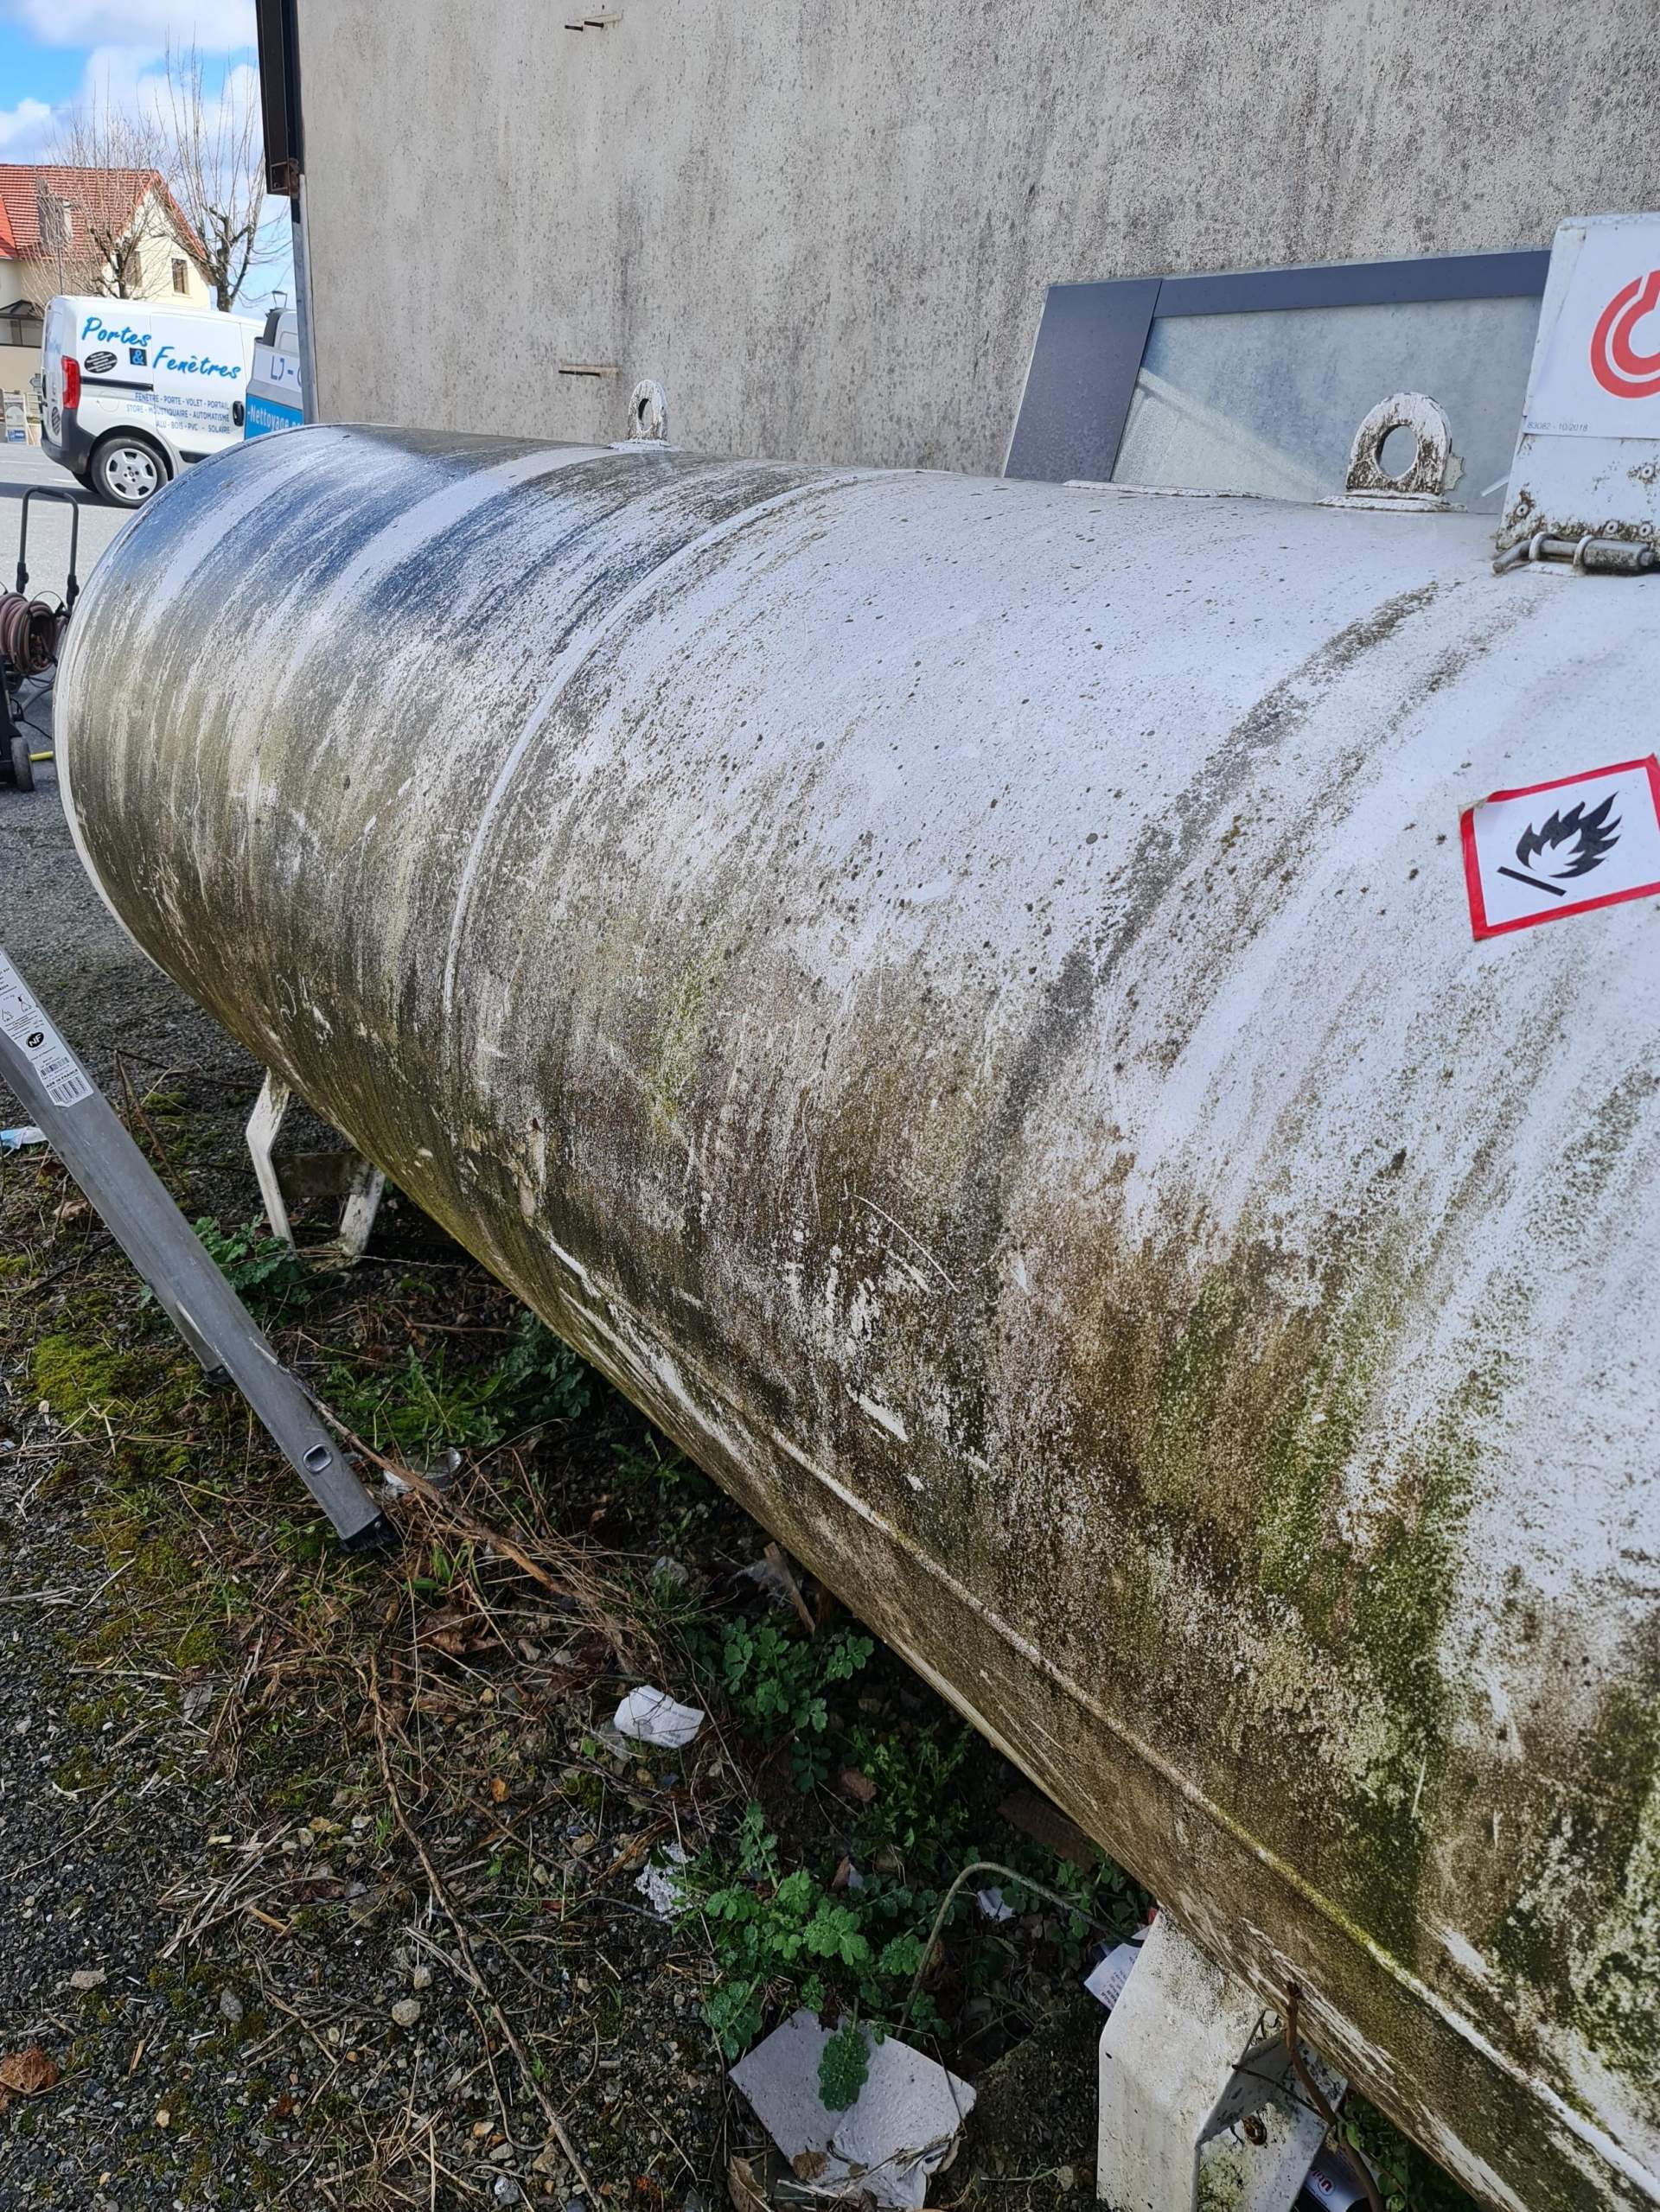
[1590,269,1660,399]
[1498,792,1621,897]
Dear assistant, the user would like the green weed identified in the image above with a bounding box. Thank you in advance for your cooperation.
[1341,2095,1481,2212]
[686,1803,929,2059]
[193,1217,314,1319]
[324,1312,600,1460]
[712,1617,874,1790]
[817,2019,872,2112]
[845,1723,973,1862]
[323,1343,508,1458]
[613,1431,703,1492]
[493,1309,596,1425]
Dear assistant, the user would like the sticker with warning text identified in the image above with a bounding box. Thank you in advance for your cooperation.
[1461,756,1660,940]
[0,952,94,1108]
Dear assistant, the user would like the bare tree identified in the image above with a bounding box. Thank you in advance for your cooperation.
[51,93,164,298]
[153,42,278,312]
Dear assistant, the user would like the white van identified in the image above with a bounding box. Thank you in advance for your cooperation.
[40,295,259,507]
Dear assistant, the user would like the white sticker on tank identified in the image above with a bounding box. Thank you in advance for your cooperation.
[0,953,94,1107]
[1460,756,1660,940]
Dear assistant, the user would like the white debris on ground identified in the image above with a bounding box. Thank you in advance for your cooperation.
[1084,1936,1146,2011]
[729,2008,975,2209]
[974,1886,1015,1922]
[634,1840,691,1918]
[612,1685,705,1749]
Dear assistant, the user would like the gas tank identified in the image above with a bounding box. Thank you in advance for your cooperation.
[55,426,1660,2212]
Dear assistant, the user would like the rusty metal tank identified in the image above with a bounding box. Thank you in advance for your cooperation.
[54,426,1660,2212]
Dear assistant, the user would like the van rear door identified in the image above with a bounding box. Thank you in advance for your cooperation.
[140,312,250,457]
[41,298,65,422]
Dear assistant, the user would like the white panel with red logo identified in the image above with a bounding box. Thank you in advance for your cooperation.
[1523,215,1660,438]
[1500,213,1660,549]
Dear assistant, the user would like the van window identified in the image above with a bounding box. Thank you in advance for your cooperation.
[1006,250,1549,513]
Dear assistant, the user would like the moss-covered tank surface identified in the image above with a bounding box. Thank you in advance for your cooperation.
[57,427,1660,2212]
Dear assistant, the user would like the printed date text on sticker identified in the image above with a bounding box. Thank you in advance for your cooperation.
[1461,756,1660,940]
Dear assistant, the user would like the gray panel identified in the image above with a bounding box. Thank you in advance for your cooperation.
[1004,278,1158,483]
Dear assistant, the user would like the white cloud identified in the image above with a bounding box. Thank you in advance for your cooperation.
[0,95,54,157]
[79,43,167,111]
[0,0,256,52]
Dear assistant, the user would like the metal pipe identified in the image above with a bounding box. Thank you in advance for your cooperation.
[290,174,319,425]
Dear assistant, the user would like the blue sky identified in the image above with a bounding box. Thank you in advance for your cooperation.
[0,0,291,310]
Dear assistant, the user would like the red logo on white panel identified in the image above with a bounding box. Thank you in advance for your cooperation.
[1461,757,1660,940]
[1590,270,1660,398]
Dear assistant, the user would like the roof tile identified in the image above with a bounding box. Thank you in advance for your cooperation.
[0,164,206,267]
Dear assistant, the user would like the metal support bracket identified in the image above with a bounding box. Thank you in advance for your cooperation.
[246,1068,386,1265]
[246,1069,295,1244]
[0,948,386,1547]
[1099,1916,1340,2211]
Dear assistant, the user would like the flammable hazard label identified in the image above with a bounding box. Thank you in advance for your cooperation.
[1461,755,1660,940]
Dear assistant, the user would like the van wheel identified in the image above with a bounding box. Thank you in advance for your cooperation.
[91,436,166,507]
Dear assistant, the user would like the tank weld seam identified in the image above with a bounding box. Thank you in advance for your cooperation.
[437,467,877,1032]
[56,432,583,959]
[51,430,351,953]
[750,1419,1654,2194]
[251,443,615,781]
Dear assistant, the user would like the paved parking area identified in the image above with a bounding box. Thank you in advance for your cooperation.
[0,440,132,604]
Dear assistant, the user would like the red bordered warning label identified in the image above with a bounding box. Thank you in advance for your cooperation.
[1461,756,1660,940]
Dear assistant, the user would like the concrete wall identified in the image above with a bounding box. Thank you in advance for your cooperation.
[297,0,1660,476]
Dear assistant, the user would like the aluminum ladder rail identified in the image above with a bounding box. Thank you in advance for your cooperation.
[0,946,385,1547]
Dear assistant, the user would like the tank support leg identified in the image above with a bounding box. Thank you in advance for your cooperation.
[1098,1916,1339,2210]
[246,1070,295,1246]
[246,1068,386,1264]
[332,1157,387,1265]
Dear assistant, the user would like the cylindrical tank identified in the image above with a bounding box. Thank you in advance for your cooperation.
[57,428,1659,2212]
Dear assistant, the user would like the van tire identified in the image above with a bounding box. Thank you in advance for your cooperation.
[90,434,169,507]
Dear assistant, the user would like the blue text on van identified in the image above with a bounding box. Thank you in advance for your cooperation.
[80,315,239,379]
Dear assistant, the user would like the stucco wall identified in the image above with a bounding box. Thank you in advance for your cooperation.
[123,199,214,311]
[296,0,1660,475]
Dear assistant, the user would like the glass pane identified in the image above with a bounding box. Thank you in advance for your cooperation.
[1111,294,1541,513]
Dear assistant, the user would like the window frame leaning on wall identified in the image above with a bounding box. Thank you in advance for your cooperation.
[1003,247,1551,491]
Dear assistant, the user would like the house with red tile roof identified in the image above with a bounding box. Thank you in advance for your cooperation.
[0,163,212,402]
